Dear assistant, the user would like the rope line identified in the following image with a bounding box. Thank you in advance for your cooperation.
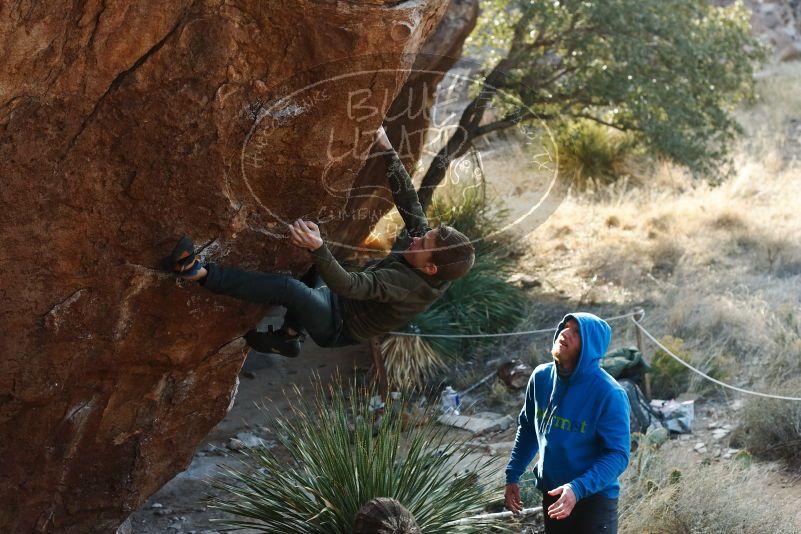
[435,309,801,527]
[387,310,642,338]
[630,317,801,402]
[390,306,801,402]
[432,308,801,527]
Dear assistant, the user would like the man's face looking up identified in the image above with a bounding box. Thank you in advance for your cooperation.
[403,229,438,275]
[552,318,581,370]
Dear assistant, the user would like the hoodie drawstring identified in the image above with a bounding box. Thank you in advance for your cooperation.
[539,375,571,437]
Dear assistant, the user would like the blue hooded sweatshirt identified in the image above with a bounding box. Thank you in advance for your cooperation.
[505,312,630,501]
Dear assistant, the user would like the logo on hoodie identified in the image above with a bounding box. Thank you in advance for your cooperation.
[536,407,588,433]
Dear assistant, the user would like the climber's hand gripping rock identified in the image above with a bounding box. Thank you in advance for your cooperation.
[374,125,392,151]
[288,219,324,251]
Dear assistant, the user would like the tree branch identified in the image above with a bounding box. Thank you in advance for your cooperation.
[571,112,637,132]
[473,110,545,137]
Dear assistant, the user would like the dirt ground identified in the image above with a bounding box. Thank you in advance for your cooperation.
[125,303,801,534]
[127,339,801,534]
[127,323,374,534]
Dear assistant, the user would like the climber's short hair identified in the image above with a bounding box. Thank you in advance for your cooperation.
[431,225,475,281]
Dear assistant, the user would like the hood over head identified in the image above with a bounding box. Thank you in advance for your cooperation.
[553,312,612,382]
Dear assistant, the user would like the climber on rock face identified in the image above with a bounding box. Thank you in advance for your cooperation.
[167,126,475,358]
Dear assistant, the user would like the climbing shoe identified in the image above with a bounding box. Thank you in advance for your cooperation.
[165,235,203,278]
[244,325,304,358]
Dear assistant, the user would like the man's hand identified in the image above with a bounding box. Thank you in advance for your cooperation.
[546,484,577,520]
[374,125,392,151]
[288,219,323,251]
[504,483,522,515]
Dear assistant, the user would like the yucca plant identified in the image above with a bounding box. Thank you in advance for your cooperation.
[427,177,508,259]
[207,382,504,533]
[381,331,447,391]
[429,255,525,340]
[426,181,525,341]
[382,308,461,390]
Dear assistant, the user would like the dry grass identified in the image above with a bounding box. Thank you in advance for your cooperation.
[620,459,797,534]
[738,378,801,466]
[381,334,446,391]
[648,335,731,399]
[487,62,801,388]
[555,120,642,189]
[618,434,800,533]
[472,62,801,530]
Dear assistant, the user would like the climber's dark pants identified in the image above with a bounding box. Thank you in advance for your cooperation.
[542,492,618,534]
[201,263,354,347]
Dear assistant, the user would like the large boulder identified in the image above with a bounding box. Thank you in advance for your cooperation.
[331,0,481,251]
[0,1,455,532]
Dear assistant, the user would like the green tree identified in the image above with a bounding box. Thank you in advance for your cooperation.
[416,0,763,209]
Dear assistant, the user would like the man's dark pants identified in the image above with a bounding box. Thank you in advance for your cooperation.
[542,492,618,534]
[201,263,353,347]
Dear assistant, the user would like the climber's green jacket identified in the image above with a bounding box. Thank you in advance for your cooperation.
[310,151,449,341]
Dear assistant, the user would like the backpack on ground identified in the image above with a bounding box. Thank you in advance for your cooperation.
[617,378,663,434]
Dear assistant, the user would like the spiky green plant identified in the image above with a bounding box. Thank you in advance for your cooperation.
[429,254,525,340]
[426,182,525,340]
[207,382,504,533]
[427,178,509,259]
[407,307,462,359]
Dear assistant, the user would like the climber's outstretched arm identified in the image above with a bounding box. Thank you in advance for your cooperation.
[288,219,411,302]
[374,126,428,237]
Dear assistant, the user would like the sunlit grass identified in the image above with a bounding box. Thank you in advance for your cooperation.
[496,63,801,389]
[555,120,641,190]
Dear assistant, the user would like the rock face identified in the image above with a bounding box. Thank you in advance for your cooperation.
[0,1,466,532]
[332,0,480,251]
[733,0,801,61]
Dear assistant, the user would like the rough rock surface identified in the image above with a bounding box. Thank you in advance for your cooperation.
[725,0,801,61]
[0,1,454,532]
[331,0,480,252]
[750,0,801,60]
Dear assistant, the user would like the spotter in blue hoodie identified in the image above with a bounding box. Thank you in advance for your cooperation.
[505,312,631,501]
